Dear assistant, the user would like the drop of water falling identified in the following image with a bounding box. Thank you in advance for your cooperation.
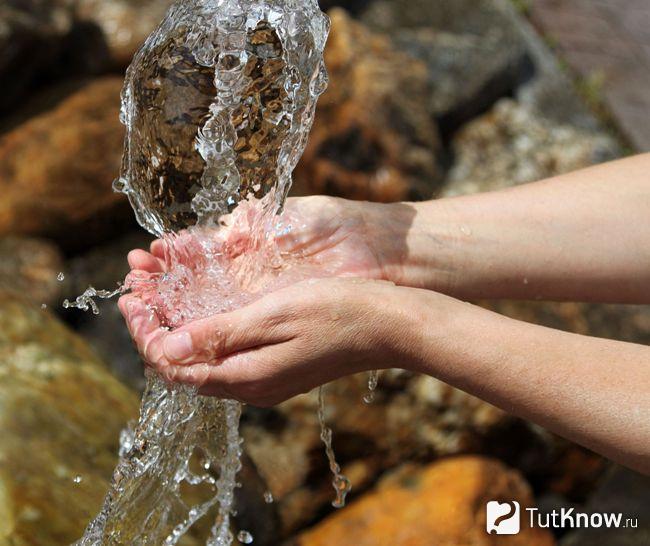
[57,272,65,281]
[40,303,47,310]
[318,386,351,508]
[73,475,83,484]
[363,370,380,404]
[263,491,274,504]
[237,530,254,544]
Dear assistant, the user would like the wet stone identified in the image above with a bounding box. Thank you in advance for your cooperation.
[0,291,139,545]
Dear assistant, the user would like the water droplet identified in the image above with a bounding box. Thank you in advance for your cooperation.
[73,475,83,484]
[263,491,274,503]
[237,530,253,544]
[40,303,47,310]
[57,272,65,281]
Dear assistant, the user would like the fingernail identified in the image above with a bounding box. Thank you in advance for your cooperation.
[163,331,194,362]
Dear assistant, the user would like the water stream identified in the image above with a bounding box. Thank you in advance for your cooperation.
[71,1,359,544]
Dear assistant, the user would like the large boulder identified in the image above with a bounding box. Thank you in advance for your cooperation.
[0,291,139,545]
[443,99,620,197]
[361,0,532,132]
[291,456,555,546]
[74,0,175,67]
[242,372,540,535]
[0,236,64,308]
[293,9,442,202]
[561,466,650,546]
[0,0,74,114]
[0,77,132,250]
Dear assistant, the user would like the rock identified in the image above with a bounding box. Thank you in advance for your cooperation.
[443,99,620,197]
[0,77,134,251]
[0,0,74,114]
[291,456,555,546]
[360,0,533,133]
[75,0,175,67]
[62,230,154,390]
[293,9,442,202]
[0,236,64,308]
[561,466,650,546]
[242,371,543,535]
[392,27,531,132]
[0,291,139,545]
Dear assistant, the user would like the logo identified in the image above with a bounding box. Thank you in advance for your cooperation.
[486,500,520,535]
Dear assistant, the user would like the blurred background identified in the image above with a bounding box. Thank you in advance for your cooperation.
[0,0,648,545]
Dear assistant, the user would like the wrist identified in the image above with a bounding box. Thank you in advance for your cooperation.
[365,200,464,295]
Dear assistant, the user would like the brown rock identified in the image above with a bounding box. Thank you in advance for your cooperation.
[0,77,130,249]
[0,291,139,545]
[0,236,64,308]
[292,456,555,546]
[75,0,175,67]
[0,0,74,113]
[293,9,442,202]
[243,372,518,535]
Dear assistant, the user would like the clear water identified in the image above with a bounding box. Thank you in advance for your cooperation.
[72,1,355,544]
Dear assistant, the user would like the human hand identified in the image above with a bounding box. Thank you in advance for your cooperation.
[125,195,416,287]
[118,277,421,406]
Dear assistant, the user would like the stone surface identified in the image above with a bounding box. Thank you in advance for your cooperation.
[529,0,650,151]
[75,0,175,67]
[62,230,153,390]
[291,456,555,546]
[393,26,531,132]
[0,0,74,114]
[293,8,442,202]
[443,99,620,197]
[360,0,532,132]
[242,371,538,535]
[0,77,131,250]
[561,466,650,546]
[0,236,64,308]
[0,290,139,546]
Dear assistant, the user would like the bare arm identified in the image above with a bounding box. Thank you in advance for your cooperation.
[379,153,650,303]
[120,278,650,475]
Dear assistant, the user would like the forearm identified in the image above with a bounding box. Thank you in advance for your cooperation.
[394,288,650,474]
[382,154,650,303]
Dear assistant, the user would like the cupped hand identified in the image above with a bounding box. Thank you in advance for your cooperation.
[118,277,418,406]
[125,195,410,284]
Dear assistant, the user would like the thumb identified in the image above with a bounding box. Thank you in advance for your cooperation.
[160,301,287,366]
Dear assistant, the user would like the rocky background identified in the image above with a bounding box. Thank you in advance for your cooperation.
[0,0,648,545]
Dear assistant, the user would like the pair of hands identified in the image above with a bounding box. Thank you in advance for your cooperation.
[119,196,417,406]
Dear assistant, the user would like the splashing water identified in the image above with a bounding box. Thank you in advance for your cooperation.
[73,1,348,544]
[317,386,351,508]
[363,370,380,404]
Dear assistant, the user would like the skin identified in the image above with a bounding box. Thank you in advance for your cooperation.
[120,154,650,475]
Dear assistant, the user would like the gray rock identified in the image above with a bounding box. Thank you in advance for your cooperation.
[443,98,620,197]
[63,230,153,390]
[561,466,650,546]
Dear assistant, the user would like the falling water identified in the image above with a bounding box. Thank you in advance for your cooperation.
[73,1,349,544]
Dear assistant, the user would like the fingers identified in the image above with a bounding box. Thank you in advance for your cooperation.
[150,239,166,260]
[159,303,290,367]
[118,294,166,366]
[127,249,165,273]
